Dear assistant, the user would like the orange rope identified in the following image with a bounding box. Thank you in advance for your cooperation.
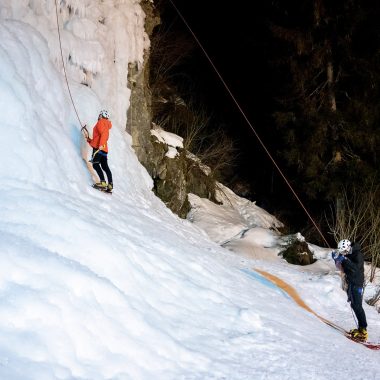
[255,268,380,349]
[168,0,330,248]
[54,0,83,128]
[254,268,347,333]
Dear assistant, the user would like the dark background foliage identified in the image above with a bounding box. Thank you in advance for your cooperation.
[151,0,380,243]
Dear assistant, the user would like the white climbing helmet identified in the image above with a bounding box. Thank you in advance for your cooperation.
[337,239,351,254]
[99,109,110,119]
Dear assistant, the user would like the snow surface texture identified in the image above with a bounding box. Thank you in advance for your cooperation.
[0,1,379,379]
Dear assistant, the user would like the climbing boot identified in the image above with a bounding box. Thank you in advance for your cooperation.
[107,182,113,192]
[350,327,368,341]
[94,181,107,190]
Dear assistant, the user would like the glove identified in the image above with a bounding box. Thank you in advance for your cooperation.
[335,254,345,264]
[331,251,338,260]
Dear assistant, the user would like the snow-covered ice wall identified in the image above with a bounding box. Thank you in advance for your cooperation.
[1,2,380,379]
[0,0,150,193]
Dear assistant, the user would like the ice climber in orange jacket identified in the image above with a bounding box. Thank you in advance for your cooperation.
[87,109,113,192]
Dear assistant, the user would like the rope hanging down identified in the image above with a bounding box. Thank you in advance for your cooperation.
[168,0,330,248]
[54,0,84,129]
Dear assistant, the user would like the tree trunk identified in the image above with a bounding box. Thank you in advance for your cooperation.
[327,61,337,112]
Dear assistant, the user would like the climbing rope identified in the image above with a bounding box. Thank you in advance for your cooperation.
[350,306,359,328]
[53,0,330,247]
[168,0,330,248]
[54,0,84,129]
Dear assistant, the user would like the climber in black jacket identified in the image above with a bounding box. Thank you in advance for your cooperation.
[332,239,368,341]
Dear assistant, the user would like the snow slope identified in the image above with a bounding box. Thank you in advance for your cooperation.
[0,1,379,379]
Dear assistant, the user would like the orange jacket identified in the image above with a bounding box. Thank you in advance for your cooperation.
[88,118,112,153]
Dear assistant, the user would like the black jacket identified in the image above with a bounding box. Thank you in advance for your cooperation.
[341,242,365,287]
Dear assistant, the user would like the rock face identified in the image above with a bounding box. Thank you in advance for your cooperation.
[126,1,218,218]
[150,134,218,218]
[126,0,158,175]
[280,239,316,266]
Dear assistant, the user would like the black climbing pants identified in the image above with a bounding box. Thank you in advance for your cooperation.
[347,284,367,329]
[92,148,113,184]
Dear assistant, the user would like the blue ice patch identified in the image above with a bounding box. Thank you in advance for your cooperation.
[240,268,290,299]
[71,123,81,149]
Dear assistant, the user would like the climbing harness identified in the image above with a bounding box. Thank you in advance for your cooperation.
[89,149,100,163]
